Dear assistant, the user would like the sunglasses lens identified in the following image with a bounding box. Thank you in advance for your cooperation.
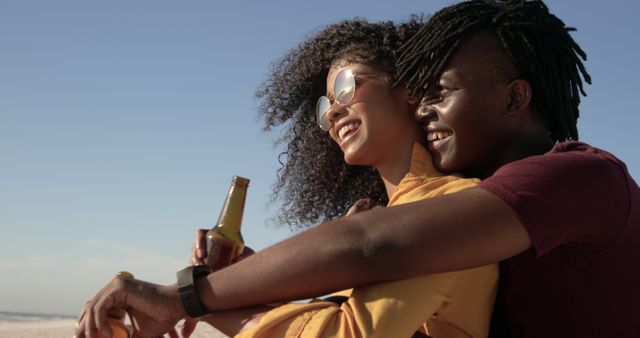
[334,70,356,105]
[316,96,332,131]
[315,70,356,132]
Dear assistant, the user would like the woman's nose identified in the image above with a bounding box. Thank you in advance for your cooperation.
[327,104,347,125]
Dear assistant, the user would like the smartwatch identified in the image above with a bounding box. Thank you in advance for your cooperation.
[176,265,211,318]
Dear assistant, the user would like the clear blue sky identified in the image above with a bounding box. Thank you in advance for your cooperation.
[1,0,638,316]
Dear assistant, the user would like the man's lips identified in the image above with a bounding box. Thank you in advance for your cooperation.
[426,129,453,142]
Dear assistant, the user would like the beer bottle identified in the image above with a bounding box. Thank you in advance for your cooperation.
[205,175,249,271]
[98,271,133,338]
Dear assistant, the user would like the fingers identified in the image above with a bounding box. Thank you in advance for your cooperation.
[75,304,87,334]
[77,303,91,338]
[345,197,378,216]
[91,276,124,338]
[75,277,180,338]
[74,276,129,338]
[236,246,255,262]
[189,243,199,267]
[193,229,208,265]
[81,298,101,338]
[76,285,109,338]
[168,327,180,338]
[181,318,198,338]
[93,284,117,338]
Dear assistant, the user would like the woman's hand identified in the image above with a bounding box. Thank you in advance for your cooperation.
[181,229,209,337]
[189,229,209,266]
[182,229,255,338]
[189,228,255,267]
[345,197,383,216]
[75,275,183,338]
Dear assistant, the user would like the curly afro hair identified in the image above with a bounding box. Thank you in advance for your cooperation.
[256,17,423,230]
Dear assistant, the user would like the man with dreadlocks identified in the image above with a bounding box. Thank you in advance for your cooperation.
[394,1,638,336]
[76,1,638,338]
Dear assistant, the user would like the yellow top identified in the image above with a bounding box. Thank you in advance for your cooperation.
[236,144,497,338]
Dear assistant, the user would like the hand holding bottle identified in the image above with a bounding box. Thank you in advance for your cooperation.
[181,176,252,338]
[190,228,209,266]
[181,230,255,338]
[204,176,249,271]
[191,228,254,266]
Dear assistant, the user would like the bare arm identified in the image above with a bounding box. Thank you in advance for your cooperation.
[75,189,529,338]
[198,306,272,336]
[198,188,530,310]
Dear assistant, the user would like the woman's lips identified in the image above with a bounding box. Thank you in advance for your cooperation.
[337,121,361,143]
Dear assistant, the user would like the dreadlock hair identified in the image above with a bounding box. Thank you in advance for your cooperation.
[397,0,591,142]
[256,17,423,230]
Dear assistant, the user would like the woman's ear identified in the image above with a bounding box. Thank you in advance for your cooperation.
[506,79,532,115]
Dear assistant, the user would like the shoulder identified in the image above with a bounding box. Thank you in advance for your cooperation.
[482,141,628,194]
[501,141,625,175]
[478,142,633,253]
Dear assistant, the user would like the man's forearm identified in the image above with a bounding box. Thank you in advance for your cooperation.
[199,305,272,336]
[196,214,374,310]
[196,188,531,311]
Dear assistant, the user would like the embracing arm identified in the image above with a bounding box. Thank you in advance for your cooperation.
[74,188,528,338]
[198,188,530,311]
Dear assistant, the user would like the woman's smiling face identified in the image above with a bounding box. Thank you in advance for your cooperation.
[324,61,420,167]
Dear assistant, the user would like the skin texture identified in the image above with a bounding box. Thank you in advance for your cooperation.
[74,33,541,338]
[419,33,551,178]
[181,244,260,337]
[325,62,423,195]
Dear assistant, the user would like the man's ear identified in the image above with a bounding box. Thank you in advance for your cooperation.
[403,87,420,105]
[506,79,532,115]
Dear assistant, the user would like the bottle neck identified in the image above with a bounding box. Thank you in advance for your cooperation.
[215,178,248,231]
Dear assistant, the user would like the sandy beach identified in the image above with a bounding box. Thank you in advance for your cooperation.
[0,319,229,338]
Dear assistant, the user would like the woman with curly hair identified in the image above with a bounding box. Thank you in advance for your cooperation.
[194,17,496,338]
[257,18,408,229]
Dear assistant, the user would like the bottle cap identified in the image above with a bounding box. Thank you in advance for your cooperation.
[232,176,250,187]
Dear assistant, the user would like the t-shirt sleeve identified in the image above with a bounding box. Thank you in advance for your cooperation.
[477,143,631,255]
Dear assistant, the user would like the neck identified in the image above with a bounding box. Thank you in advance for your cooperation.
[376,141,421,199]
[471,130,554,179]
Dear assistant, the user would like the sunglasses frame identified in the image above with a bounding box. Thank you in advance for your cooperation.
[316,69,388,132]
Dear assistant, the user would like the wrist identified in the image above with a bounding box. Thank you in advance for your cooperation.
[176,265,211,318]
[163,283,187,319]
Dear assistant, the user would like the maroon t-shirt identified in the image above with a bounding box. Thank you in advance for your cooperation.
[478,142,639,338]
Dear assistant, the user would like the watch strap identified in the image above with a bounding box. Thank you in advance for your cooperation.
[176,265,211,318]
